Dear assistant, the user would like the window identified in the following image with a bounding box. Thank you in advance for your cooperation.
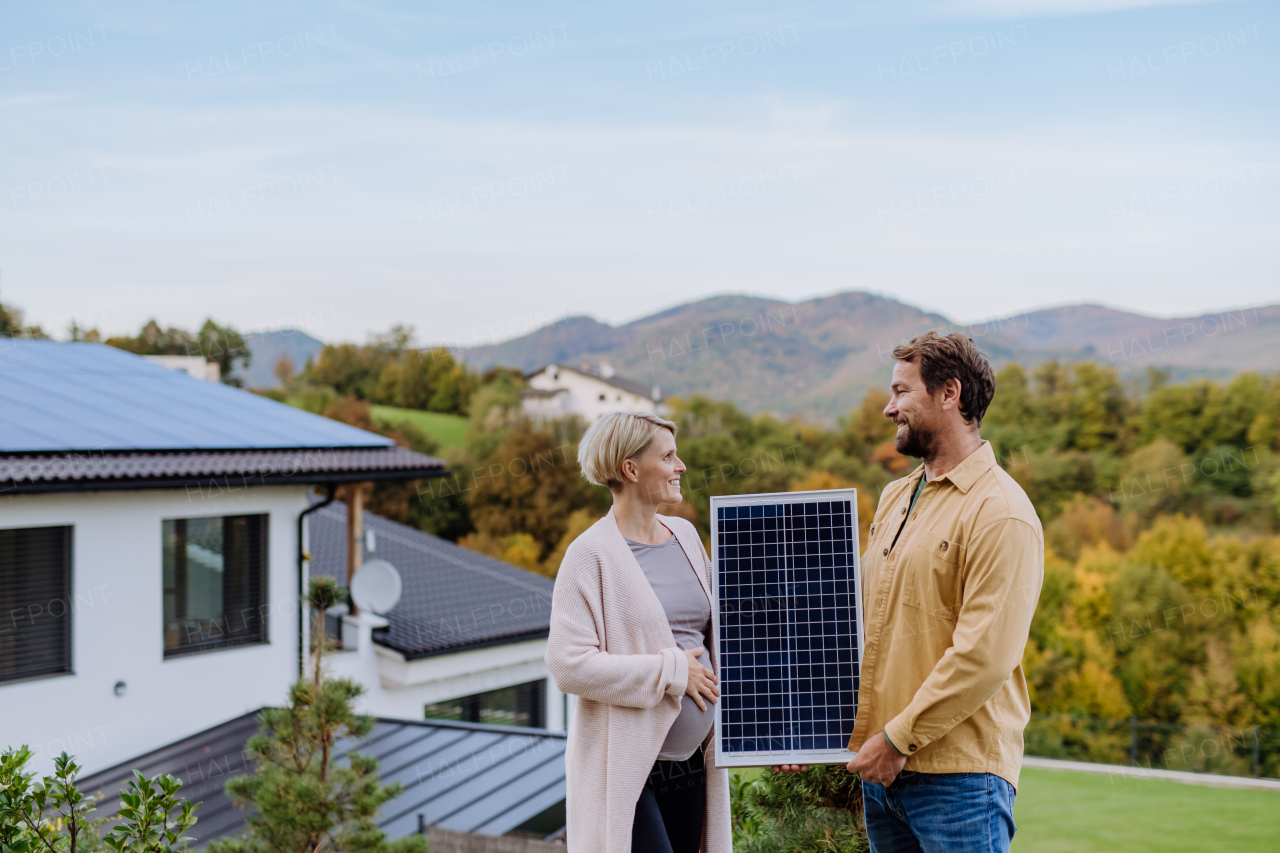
[0,526,72,684]
[163,515,268,657]
[424,679,545,728]
[598,393,606,401]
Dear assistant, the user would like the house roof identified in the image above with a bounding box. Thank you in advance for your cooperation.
[309,503,554,659]
[527,363,660,402]
[0,340,391,451]
[0,341,447,493]
[77,710,567,844]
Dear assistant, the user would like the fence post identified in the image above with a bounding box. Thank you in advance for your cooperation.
[1252,727,1260,778]
[1128,716,1138,766]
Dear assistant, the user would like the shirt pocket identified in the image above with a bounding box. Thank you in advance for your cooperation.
[904,529,965,622]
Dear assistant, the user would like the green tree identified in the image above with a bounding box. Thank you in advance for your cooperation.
[305,343,391,400]
[194,320,252,387]
[0,302,50,339]
[466,420,604,559]
[208,579,426,853]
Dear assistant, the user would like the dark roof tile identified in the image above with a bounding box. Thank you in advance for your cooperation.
[0,446,446,494]
[309,504,554,659]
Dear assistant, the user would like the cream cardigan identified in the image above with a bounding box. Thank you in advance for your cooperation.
[545,508,731,852]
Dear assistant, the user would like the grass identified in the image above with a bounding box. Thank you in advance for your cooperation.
[370,405,469,451]
[1011,767,1280,852]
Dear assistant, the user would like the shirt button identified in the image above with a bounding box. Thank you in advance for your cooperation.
[900,507,906,514]
[941,541,949,551]
[909,744,918,752]
[882,548,888,556]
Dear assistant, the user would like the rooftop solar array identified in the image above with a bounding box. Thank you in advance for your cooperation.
[711,489,864,766]
[0,340,392,451]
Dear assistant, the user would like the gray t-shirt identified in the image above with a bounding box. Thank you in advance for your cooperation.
[625,533,716,761]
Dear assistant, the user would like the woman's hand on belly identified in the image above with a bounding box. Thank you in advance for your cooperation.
[684,647,720,711]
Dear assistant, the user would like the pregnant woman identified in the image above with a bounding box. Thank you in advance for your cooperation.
[546,411,730,852]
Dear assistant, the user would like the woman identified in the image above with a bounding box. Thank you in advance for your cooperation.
[546,411,730,853]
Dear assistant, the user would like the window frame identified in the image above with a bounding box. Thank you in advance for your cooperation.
[161,513,270,660]
[0,525,74,686]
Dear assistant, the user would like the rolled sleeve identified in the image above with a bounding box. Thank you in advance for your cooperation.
[885,517,1043,754]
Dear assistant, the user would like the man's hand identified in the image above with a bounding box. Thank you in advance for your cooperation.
[770,763,810,774]
[684,647,719,711]
[846,730,908,787]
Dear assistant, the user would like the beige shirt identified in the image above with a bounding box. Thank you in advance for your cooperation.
[848,441,1043,789]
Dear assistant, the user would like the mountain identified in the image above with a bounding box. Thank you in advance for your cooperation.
[456,293,1280,420]
[241,329,325,388]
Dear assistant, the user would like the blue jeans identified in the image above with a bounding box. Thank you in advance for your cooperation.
[862,772,1016,853]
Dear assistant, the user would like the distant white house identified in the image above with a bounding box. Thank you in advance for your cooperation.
[522,363,660,423]
[142,355,221,382]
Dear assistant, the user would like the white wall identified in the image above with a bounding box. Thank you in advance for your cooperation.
[526,366,655,422]
[323,615,565,732]
[0,485,309,775]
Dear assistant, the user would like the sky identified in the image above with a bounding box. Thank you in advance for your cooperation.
[1,0,1275,347]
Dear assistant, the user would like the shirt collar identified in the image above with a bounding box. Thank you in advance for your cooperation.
[929,440,997,494]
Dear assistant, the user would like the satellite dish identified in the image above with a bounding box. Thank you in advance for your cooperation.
[350,559,402,615]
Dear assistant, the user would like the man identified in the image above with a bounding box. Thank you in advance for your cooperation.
[776,331,1043,853]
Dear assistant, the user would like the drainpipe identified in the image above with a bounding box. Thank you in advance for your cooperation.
[297,484,337,678]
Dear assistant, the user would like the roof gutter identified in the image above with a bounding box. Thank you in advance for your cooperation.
[297,484,337,678]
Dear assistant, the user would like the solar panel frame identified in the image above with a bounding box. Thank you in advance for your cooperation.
[710,488,865,767]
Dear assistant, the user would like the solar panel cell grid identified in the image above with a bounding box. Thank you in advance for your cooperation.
[712,491,863,765]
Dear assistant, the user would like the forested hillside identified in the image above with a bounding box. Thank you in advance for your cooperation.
[456,292,1280,420]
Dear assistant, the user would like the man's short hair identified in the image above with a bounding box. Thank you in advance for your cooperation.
[577,411,677,489]
[892,332,996,426]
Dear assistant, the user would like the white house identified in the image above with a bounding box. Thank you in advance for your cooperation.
[307,502,566,732]
[0,339,572,840]
[521,362,660,423]
[0,340,443,775]
[142,355,222,382]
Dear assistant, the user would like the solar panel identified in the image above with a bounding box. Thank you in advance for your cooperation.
[711,488,864,766]
[0,340,394,451]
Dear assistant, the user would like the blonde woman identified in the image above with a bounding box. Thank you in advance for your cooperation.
[545,412,730,852]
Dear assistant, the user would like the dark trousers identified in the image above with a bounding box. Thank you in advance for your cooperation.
[631,756,705,853]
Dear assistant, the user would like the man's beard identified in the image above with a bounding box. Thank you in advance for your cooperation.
[894,418,937,459]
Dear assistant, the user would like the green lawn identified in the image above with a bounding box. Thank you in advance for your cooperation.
[370,405,468,451]
[1011,767,1279,852]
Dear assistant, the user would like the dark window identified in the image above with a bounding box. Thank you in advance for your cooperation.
[424,679,545,728]
[163,515,268,657]
[0,526,72,684]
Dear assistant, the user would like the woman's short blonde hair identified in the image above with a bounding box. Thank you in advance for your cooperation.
[578,411,677,489]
